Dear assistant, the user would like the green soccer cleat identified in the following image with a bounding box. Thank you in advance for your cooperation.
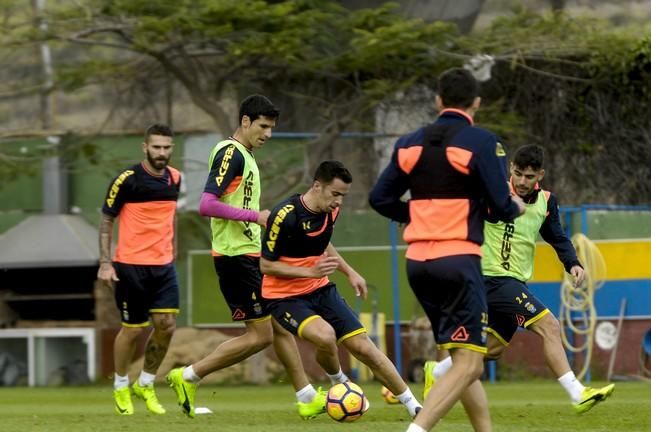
[166,367,198,418]
[423,360,438,400]
[113,386,134,415]
[132,381,166,415]
[573,383,615,414]
[297,387,327,419]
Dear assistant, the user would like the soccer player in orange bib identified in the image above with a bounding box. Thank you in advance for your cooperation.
[260,160,423,419]
[98,124,180,415]
[370,68,526,431]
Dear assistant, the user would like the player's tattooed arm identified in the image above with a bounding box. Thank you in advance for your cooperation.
[97,214,119,283]
[99,214,114,263]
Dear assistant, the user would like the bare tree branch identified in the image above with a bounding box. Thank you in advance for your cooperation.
[57,35,140,52]
[0,83,49,100]
[71,25,131,40]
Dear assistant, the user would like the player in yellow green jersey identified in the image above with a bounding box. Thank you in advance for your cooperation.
[166,95,325,420]
[424,145,614,431]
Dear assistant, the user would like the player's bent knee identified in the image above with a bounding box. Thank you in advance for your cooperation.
[245,333,273,352]
[486,344,505,359]
[532,314,561,339]
[153,316,176,335]
[347,340,378,364]
[254,330,274,348]
[119,326,147,340]
[465,359,484,382]
[245,322,274,349]
[453,351,485,382]
[546,314,561,332]
[310,331,337,351]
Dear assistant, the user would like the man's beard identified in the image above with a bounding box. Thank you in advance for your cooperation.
[147,151,169,170]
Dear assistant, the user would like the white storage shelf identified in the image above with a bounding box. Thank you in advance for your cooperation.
[0,328,95,386]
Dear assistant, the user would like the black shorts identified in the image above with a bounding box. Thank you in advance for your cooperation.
[113,262,179,326]
[485,276,549,346]
[213,255,268,322]
[407,255,487,354]
[266,283,366,343]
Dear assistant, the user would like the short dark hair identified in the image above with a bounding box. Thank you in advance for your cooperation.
[313,160,352,185]
[144,124,173,142]
[513,145,545,171]
[437,68,479,109]
[239,94,280,124]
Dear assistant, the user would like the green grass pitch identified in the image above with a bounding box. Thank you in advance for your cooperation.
[0,381,648,431]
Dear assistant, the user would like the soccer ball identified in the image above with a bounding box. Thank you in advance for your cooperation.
[381,386,400,404]
[326,381,367,422]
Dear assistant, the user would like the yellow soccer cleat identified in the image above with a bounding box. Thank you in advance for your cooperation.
[297,387,327,419]
[113,386,134,415]
[166,367,198,418]
[574,383,615,414]
[423,360,438,400]
[132,381,166,415]
[381,386,401,404]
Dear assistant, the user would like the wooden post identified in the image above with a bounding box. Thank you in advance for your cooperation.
[607,298,627,381]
